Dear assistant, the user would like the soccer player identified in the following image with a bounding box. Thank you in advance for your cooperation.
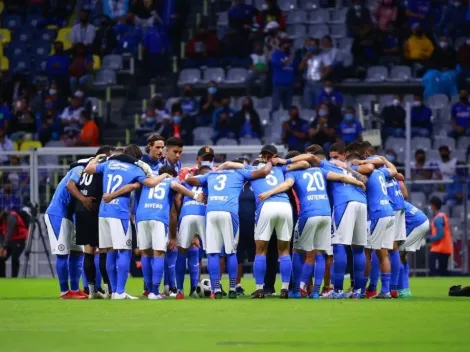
[66,146,115,298]
[398,201,430,298]
[84,144,169,299]
[186,160,271,299]
[142,133,166,169]
[258,159,365,299]
[45,164,87,299]
[174,164,211,299]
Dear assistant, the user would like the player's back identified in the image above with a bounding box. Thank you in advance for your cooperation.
[46,166,84,217]
[367,169,394,219]
[136,177,176,225]
[385,176,405,211]
[404,201,428,233]
[287,167,330,219]
[179,182,207,220]
[97,160,146,219]
[76,166,103,213]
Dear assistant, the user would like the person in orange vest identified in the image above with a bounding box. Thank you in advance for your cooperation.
[0,208,29,277]
[428,197,453,276]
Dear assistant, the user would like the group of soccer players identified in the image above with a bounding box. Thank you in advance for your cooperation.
[44,133,430,300]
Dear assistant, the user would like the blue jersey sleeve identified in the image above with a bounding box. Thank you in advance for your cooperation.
[320,167,329,179]
[95,160,108,174]
[381,167,392,179]
[198,173,209,186]
[237,168,253,180]
[69,166,84,183]
[244,165,255,170]
[285,170,296,181]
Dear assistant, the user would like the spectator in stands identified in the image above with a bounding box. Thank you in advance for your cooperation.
[155,114,174,140]
[438,0,468,40]
[375,0,400,32]
[76,110,99,146]
[411,93,432,137]
[309,103,337,151]
[71,10,96,48]
[351,24,381,67]
[381,95,406,139]
[406,0,431,29]
[429,36,457,71]
[347,0,373,37]
[82,0,103,26]
[199,81,221,125]
[281,106,309,152]
[60,94,84,135]
[132,0,161,27]
[319,35,343,81]
[384,148,404,169]
[228,0,258,34]
[185,22,220,67]
[246,41,268,96]
[171,104,193,145]
[411,148,434,179]
[143,24,169,81]
[46,41,71,96]
[380,23,403,65]
[212,102,237,143]
[263,21,286,59]
[212,95,236,131]
[92,16,119,57]
[435,145,457,180]
[444,162,467,206]
[270,37,296,115]
[38,108,62,146]
[404,23,434,64]
[256,0,286,32]
[0,95,11,131]
[180,84,199,117]
[9,98,36,141]
[457,34,470,89]
[138,107,158,132]
[68,43,93,92]
[0,128,14,165]
[4,74,29,108]
[450,88,470,138]
[233,97,263,140]
[114,13,143,56]
[221,27,251,67]
[298,39,324,109]
[103,0,130,20]
[316,79,343,107]
[150,94,168,119]
[337,106,363,144]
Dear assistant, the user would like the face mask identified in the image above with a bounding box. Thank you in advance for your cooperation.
[49,89,57,96]
[385,154,396,162]
[319,109,328,117]
[413,101,422,107]
[146,117,154,124]
[208,87,217,94]
[439,41,448,49]
[344,113,354,121]
[354,4,362,10]
[324,87,332,94]
[306,45,316,53]
[173,116,182,124]
[392,99,400,106]
[201,160,214,168]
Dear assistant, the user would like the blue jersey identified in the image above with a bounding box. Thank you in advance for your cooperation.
[96,160,146,220]
[179,182,207,220]
[136,178,176,225]
[248,165,290,221]
[46,166,84,218]
[319,160,367,206]
[285,167,331,219]
[385,176,405,211]
[404,201,428,236]
[366,169,394,219]
[161,157,182,174]
[198,169,252,216]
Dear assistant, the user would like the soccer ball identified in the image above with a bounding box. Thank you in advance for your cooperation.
[196,278,212,297]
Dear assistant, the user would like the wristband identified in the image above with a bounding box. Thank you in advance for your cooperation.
[192,192,199,201]
[286,159,292,165]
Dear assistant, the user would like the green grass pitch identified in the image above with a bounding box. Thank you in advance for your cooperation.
[1,277,470,352]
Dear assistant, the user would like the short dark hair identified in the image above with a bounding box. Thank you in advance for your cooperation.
[166,137,184,148]
[286,150,300,159]
[430,196,442,210]
[96,145,115,156]
[306,144,323,154]
[147,133,165,146]
[438,145,450,152]
[114,147,124,153]
[251,159,263,167]
[415,149,425,156]
[330,142,346,154]
[345,141,362,154]
[346,152,363,162]
[364,146,376,155]
[159,165,177,177]
[124,144,143,159]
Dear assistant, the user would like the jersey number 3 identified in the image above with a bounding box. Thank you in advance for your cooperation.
[214,175,227,191]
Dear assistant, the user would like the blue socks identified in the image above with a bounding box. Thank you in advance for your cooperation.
[279,255,292,288]
[300,263,314,290]
[188,247,200,289]
[368,251,380,292]
[352,247,365,292]
[314,254,325,294]
[380,272,391,294]
[403,263,410,289]
[94,254,102,290]
[56,254,69,293]
[116,250,131,295]
[141,255,152,293]
[253,254,266,288]
[68,254,82,291]
[208,254,221,292]
[292,252,304,292]
[227,253,238,290]
[151,256,165,295]
[164,248,178,289]
[176,251,187,292]
[106,251,117,293]
[389,250,400,291]
[333,244,347,292]
[398,263,405,290]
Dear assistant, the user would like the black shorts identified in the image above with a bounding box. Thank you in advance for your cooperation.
[75,211,99,247]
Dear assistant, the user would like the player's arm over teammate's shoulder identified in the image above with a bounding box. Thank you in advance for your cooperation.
[258,178,294,201]
[325,170,366,190]
[249,161,273,179]
[170,180,206,203]
[66,168,96,211]
[273,153,322,168]
[103,182,141,203]
[84,154,107,174]
[216,161,244,171]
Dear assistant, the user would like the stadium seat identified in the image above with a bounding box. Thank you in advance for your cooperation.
[379,95,394,108]
[257,108,270,122]
[26,14,44,28]
[308,24,329,38]
[94,69,117,85]
[57,27,72,50]
[203,67,225,83]
[286,10,307,24]
[279,0,297,11]
[192,127,213,144]
[427,149,440,161]
[300,108,317,120]
[216,138,238,145]
[429,192,446,202]
[217,12,228,27]
[287,24,307,38]
[302,0,321,11]
[31,41,52,59]
[389,66,411,81]
[329,24,347,38]
[226,68,248,85]
[338,37,352,52]
[20,140,42,151]
[0,29,11,44]
[0,56,9,71]
[365,66,388,82]
[410,192,426,209]
[92,55,101,70]
[178,68,201,86]
[11,56,31,72]
[453,149,467,163]
[252,97,269,109]
[37,29,57,42]
[411,137,432,152]
[6,42,27,59]
[454,37,465,50]
[433,136,456,150]
[329,8,348,23]
[240,137,262,145]
[457,136,470,150]
[2,14,22,30]
[103,54,123,70]
[385,137,405,154]
[355,94,376,109]
[307,9,329,24]
[13,27,34,43]
[427,94,449,109]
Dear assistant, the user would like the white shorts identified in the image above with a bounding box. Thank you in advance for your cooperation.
[367,216,395,250]
[178,215,205,249]
[394,210,406,242]
[255,202,293,242]
[294,216,331,252]
[45,214,82,255]
[98,217,132,250]
[332,202,368,247]
[399,220,430,252]
[206,211,239,254]
[137,220,168,251]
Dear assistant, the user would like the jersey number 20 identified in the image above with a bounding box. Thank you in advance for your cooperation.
[303,171,325,191]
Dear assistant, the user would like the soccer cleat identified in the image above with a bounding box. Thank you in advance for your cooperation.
[321,286,333,296]
[263,288,276,296]
[214,291,223,299]
[309,292,321,299]
[398,288,413,298]
[113,292,139,300]
[321,288,334,299]
[189,288,200,298]
[148,293,166,300]
[228,290,237,299]
[250,289,265,299]
[288,290,302,299]
[280,289,289,299]
[366,289,378,299]
[391,290,399,299]
[374,292,392,299]
[345,287,354,299]
[176,292,184,300]
[235,286,245,296]
[71,290,88,299]
[220,285,227,297]
[351,290,362,299]
[168,287,178,298]
[299,287,309,298]
[95,291,108,299]
[142,290,150,298]
[330,290,346,299]
[59,291,74,299]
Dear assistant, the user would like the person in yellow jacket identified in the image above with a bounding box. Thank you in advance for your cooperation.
[428,197,453,276]
[404,23,435,62]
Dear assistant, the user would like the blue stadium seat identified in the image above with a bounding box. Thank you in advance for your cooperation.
[226,68,248,85]
[94,69,117,85]
[37,29,57,42]
[2,14,22,30]
[433,136,456,150]
[286,10,307,24]
[457,136,470,150]
[307,9,329,24]
[13,27,34,43]
[365,66,388,82]
[302,0,321,11]
[410,192,426,209]
[11,56,31,72]
[6,42,28,60]
[355,94,376,108]
[31,41,51,59]
[329,24,346,38]
[102,55,123,70]
[389,66,411,81]
[453,149,467,163]
[26,14,44,28]
[217,12,228,27]
[308,24,329,38]
[279,0,297,11]
[287,24,307,38]
[203,67,225,84]
[329,8,348,23]
[217,138,238,146]
[411,137,432,152]
[427,94,449,109]
[193,127,213,145]
[385,137,406,154]
[379,95,394,108]
[338,37,352,52]
[178,69,201,86]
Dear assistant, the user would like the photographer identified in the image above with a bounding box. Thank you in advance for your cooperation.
[0,208,30,278]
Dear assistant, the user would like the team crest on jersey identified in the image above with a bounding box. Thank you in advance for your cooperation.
[58,244,65,251]
[126,239,132,247]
